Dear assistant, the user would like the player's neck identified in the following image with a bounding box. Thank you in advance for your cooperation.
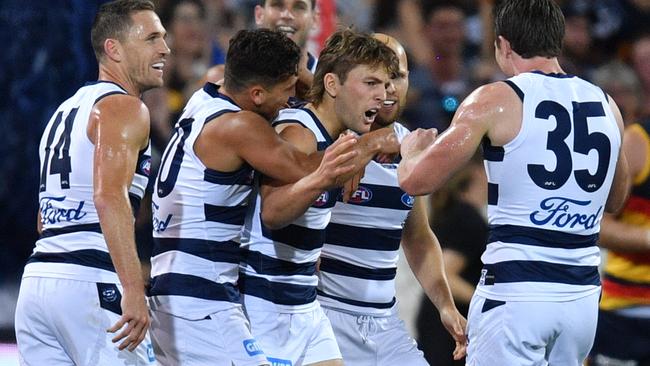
[307,100,344,139]
[512,56,564,76]
[98,65,140,96]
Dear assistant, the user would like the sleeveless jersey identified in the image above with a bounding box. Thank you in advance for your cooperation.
[600,119,650,311]
[479,71,621,301]
[25,81,151,283]
[317,123,413,316]
[149,83,253,319]
[240,107,339,312]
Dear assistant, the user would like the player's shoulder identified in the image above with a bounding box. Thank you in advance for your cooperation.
[456,81,519,121]
[94,93,149,124]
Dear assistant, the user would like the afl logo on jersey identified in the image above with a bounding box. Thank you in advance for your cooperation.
[348,186,373,204]
[140,157,152,176]
[401,193,415,208]
[313,191,330,207]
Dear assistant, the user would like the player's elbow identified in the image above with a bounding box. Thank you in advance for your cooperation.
[605,193,628,214]
[260,208,289,230]
[93,190,124,214]
[398,172,428,196]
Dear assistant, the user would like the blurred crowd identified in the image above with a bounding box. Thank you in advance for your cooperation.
[1,0,649,361]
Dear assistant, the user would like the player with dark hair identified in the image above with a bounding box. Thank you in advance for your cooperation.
[148,28,358,366]
[398,0,630,364]
[15,0,169,364]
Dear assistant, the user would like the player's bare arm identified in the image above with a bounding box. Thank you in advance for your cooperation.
[401,196,467,360]
[604,96,631,214]
[260,123,357,229]
[398,82,519,195]
[195,111,357,184]
[89,94,150,352]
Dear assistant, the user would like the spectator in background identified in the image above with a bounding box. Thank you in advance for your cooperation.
[402,1,472,131]
[372,0,433,67]
[416,155,487,366]
[631,33,650,118]
[560,8,602,80]
[592,61,643,125]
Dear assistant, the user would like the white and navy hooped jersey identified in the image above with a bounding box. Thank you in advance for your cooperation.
[149,83,253,319]
[25,81,151,283]
[240,107,339,312]
[318,123,414,316]
[479,71,621,301]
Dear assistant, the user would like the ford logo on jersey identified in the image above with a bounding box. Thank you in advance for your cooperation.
[312,191,329,207]
[151,201,173,232]
[348,186,372,204]
[530,197,602,230]
[39,196,87,224]
[401,193,415,208]
[243,339,264,356]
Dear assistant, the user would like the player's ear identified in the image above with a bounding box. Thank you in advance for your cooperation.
[103,38,123,62]
[323,72,339,99]
[250,85,266,108]
[254,5,266,27]
[497,36,512,57]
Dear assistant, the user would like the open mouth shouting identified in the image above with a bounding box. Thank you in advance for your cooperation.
[364,108,379,123]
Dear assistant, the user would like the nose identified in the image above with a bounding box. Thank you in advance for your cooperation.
[279,7,294,19]
[386,80,396,96]
[160,39,171,56]
[375,88,386,104]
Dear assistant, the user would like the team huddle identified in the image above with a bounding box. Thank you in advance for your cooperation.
[14,0,631,365]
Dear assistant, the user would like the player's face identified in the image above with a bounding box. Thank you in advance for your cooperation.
[255,0,316,49]
[376,50,408,127]
[122,10,170,92]
[335,65,389,134]
[258,75,298,121]
[170,1,206,57]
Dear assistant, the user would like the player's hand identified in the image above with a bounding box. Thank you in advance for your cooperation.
[316,134,358,189]
[400,128,437,161]
[439,305,467,360]
[107,288,150,352]
[341,168,365,203]
[376,128,400,155]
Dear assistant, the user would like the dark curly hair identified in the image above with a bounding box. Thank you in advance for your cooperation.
[223,29,301,93]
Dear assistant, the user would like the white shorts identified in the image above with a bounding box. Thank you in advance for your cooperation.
[15,276,155,366]
[150,305,269,366]
[466,291,600,366]
[246,303,342,366]
[322,306,427,366]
